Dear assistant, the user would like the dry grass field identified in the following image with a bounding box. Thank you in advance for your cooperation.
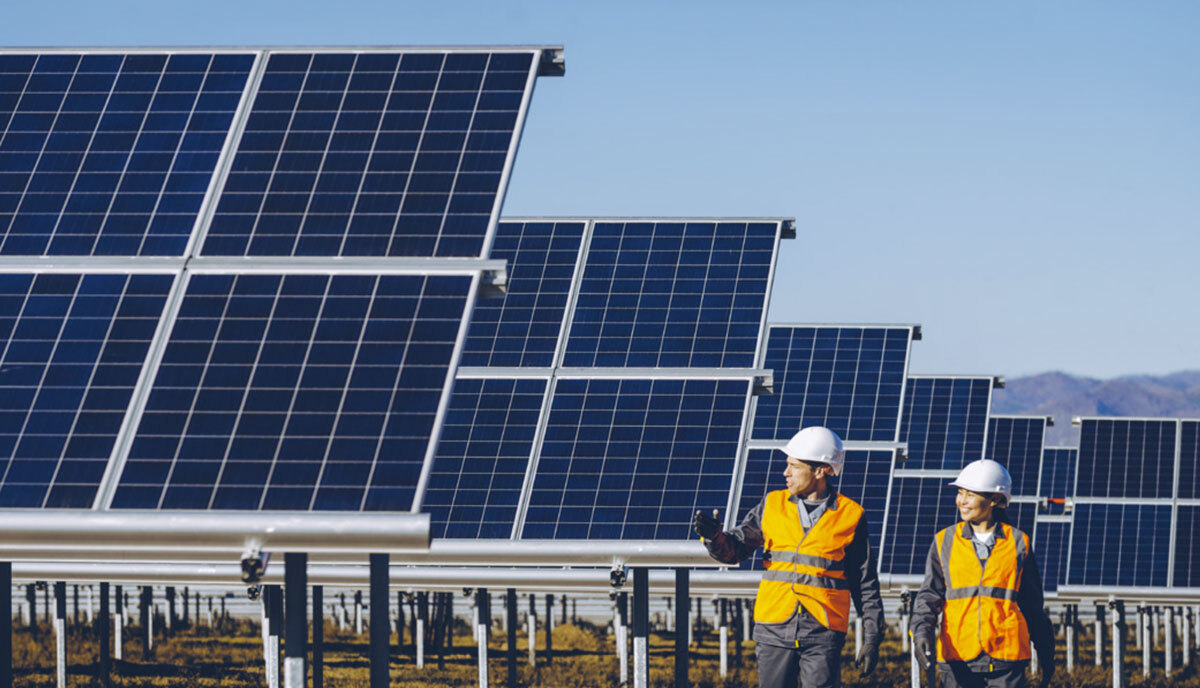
[9,616,1199,688]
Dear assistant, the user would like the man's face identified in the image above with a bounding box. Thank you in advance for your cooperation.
[783,457,826,496]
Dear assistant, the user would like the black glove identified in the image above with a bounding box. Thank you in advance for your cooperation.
[913,634,935,672]
[854,642,879,676]
[1037,648,1055,686]
[692,509,721,539]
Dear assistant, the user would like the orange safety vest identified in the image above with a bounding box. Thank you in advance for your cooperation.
[935,522,1031,662]
[753,490,862,632]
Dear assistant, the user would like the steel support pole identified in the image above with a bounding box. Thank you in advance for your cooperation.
[0,563,10,688]
[1142,605,1151,677]
[55,581,67,688]
[719,598,728,679]
[1111,599,1125,688]
[527,594,536,666]
[165,586,175,637]
[182,586,189,628]
[1066,604,1076,673]
[417,591,427,669]
[674,568,689,688]
[395,591,405,646]
[99,582,111,688]
[561,594,567,625]
[905,592,919,688]
[1165,606,1174,675]
[734,598,744,667]
[313,586,324,688]
[284,553,307,688]
[1137,604,1144,650]
[26,584,37,638]
[369,554,389,688]
[354,590,364,636]
[267,585,282,688]
[114,585,123,662]
[855,616,863,657]
[476,588,490,688]
[632,568,648,688]
[617,592,629,686]
[73,584,79,627]
[140,586,152,659]
[505,589,518,688]
[545,594,553,664]
[1184,607,1192,667]
[1096,603,1105,667]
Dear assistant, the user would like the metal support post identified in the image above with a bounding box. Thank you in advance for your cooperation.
[267,585,282,688]
[284,553,307,688]
[527,594,536,666]
[1166,606,1174,675]
[1141,605,1151,677]
[506,589,518,688]
[354,590,363,635]
[140,586,152,659]
[617,592,629,685]
[719,598,728,679]
[73,584,79,627]
[561,594,567,625]
[855,616,863,657]
[369,554,390,688]
[1095,603,1105,667]
[1137,604,1144,649]
[476,588,490,688]
[733,598,744,667]
[417,591,428,669]
[26,584,37,638]
[86,585,94,624]
[674,568,689,688]
[903,590,919,688]
[182,586,189,627]
[1066,604,1076,673]
[99,582,111,688]
[1110,598,1125,688]
[114,585,123,662]
[1184,607,1192,667]
[313,586,324,688]
[0,562,10,688]
[55,581,67,688]
[165,586,175,637]
[395,591,405,645]
[632,568,648,688]
[689,597,695,646]
[545,594,554,664]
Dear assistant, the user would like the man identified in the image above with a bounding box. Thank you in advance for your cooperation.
[694,426,883,688]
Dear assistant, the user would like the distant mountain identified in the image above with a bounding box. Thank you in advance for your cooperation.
[990,371,1200,446]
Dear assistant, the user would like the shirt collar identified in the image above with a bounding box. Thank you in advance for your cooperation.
[959,521,1006,539]
[788,491,839,510]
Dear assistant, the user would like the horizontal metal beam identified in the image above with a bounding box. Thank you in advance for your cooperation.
[1055,586,1200,603]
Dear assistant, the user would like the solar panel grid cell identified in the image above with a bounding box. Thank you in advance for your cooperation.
[752,326,909,442]
[1075,419,1175,499]
[1066,503,1171,587]
[880,476,959,576]
[1174,505,1200,588]
[1035,520,1070,591]
[984,417,1044,497]
[0,53,253,256]
[899,377,991,471]
[0,272,172,508]
[460,220,585,367]
[111,272,473,511]
[521,377,748,539]
[1179,420,1199,500]
[562,221,776,368]
[202,51,536,258]
[425,376,546,538]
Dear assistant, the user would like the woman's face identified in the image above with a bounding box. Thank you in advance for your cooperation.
[956,488,996,523]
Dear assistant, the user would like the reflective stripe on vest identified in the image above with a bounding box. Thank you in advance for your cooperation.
[753,490,863,632]
[935,522,1031,662]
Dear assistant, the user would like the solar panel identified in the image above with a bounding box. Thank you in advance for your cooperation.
[0,52,254,256]
[1180,420,1199,500]
[1075,418,1176,499]
[109,272,475,511]
[0,272,172,507]
[1174,505,1200,588]
[424,376,546,538]
[880,477,958,576]
[732,448,892,570]
[1034,519,1070,592]
[1039,447,1077,500]
[459,220,585,367]
[1065,503,1172,587]
[520,376,749,539]
[898,376,995,471]
[751,325,914,442]
[985,416,1046,496]
[561,220,780,368]
[201,50,543,258]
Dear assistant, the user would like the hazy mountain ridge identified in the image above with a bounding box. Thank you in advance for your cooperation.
[990,370,1200,446]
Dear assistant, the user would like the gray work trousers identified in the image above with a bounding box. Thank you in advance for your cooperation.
[755,633,844,688]
[937,662,1029,688]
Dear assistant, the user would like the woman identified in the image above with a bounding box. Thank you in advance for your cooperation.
[910,459,1055,688]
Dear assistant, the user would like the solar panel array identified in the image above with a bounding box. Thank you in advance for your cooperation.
[898,376,994,471]
[0,46,560,513]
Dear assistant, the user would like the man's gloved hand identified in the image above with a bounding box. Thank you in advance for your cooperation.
[1037,647,1055,687]
[913,634,935,672]
[692,509,721,539]
[854,642,879,676]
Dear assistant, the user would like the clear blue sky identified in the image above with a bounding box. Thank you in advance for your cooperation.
[5,1,1198,379]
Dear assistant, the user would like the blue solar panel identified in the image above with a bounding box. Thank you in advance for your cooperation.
[459,220,585,367]
[201,51,539,258]
[985,417,1045,496]
[0,272,172,507]
[1034,520,1070,592]
[880,477,958,576]
[1180,420,1199,500]
[1066,504,1171,587]
[1004,500,1039,538]
[110,272,473,511]
[1174,505,1200,588]
[0,52,253,256]
[1039,447,1076,515]
[734,448,891,570]
[1075,419,1175,499]
[561,221,778,368]
[521,377,748,539]
[898,377,992,470]
[751,326,911,442]
[425,376,546,538]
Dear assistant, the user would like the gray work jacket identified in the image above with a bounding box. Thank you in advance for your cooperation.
[704,491,885,649]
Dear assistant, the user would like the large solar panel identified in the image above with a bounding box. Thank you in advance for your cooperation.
[1075,418,1175,499]
[0,52,253,256]
[520,376,749,539]
[1065,503,1172,587]
[1180,420,1199,500]
[109,272,476,511]
[1034,519,1071,592]
[1039,447,1076,500]
[561,220,779,368]
[459,220,585,367]
[880,477,958,576]
[423,376,546,538]
[201,50,543,258]
[898,376,995,471]
[0,272,172,507]
[985,416,1046,497]
[1174,505,1200,588]
[751,325,914,442]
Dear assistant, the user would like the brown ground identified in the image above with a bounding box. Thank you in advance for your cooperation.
[9,617,1199,687]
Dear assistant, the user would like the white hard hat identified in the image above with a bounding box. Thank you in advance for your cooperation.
[781,426,845,476]
[949,459,1013,507]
